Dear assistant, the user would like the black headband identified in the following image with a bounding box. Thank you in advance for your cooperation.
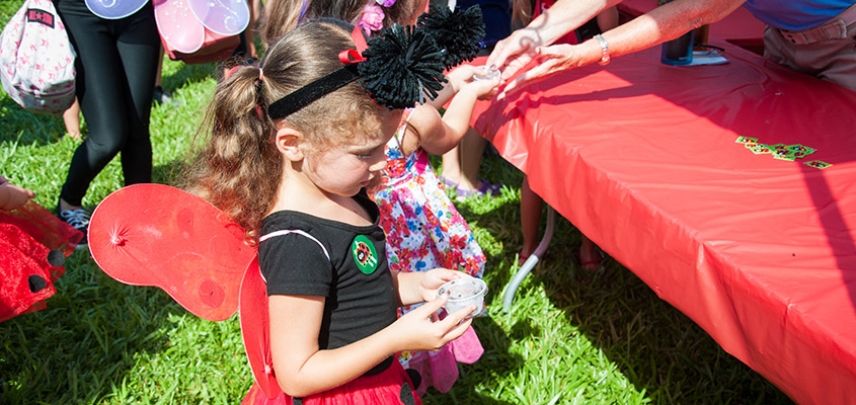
[267,64,360,120]
[265,8,484,120]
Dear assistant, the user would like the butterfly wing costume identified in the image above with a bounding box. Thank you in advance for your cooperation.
[89,183,285,399]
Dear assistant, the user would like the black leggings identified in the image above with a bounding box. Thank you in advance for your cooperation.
[55,0,160,207]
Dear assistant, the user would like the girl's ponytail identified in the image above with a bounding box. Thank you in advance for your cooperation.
[183,64,282,243]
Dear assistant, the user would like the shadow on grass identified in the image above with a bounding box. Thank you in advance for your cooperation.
[0,62,216,151]
[0,252,186,404]
[531,218,795,405]
[160,62,219,95]
[419,156,527,404]
[0,97,68,148]
[422,314,522,405]
[0,159,231,404]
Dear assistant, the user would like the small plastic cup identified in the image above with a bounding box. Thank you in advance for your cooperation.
[437,278,488,318]
[473,65,500,81]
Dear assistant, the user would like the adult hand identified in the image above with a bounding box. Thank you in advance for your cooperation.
[500,43,583,96]
[486,27,544,82]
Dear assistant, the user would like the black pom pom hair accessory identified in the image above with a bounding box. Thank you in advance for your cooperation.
[417,4,485,69]
[266,7,485,120]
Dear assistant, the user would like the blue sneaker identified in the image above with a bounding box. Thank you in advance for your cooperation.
[57,204,89,249]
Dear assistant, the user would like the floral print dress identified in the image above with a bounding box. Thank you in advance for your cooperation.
[371,109,486,395]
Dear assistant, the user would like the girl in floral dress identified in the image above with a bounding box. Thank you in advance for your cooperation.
[370,64,499,395]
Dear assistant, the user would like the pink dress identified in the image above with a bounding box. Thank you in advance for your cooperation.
[371,109,486,395]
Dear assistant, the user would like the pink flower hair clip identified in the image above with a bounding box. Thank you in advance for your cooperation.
[358,0,398,34]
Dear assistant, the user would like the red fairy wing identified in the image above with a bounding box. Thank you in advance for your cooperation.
[88,184,254,321]
[240,257,285,399]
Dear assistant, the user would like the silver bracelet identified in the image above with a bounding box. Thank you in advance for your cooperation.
[594,34,610,66]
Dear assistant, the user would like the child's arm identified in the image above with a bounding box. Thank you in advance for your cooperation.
[0,177,35,211]
[394,267,470,306]
[269,291,473,397]
[424,65,485,109]
[412,76,499,156]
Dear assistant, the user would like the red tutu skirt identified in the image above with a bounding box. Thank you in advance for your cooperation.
[242,359,422,405]
[0,200,83,322]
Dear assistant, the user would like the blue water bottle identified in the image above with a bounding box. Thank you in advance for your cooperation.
[661,30,695,66]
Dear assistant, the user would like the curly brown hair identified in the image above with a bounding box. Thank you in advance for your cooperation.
[182,19,393,243]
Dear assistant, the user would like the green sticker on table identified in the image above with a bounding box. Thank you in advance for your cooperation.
[351,235,379,274]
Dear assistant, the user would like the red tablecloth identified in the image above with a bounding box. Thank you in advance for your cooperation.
[469,42,856,405]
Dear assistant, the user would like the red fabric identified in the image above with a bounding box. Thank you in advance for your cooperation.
[88,184,254,322]
[0,200,81,322]
[4,199,83,256]
[468,41,856,405]
[240,257,280,399]
[242,360,422,405]
[0,223,58,322]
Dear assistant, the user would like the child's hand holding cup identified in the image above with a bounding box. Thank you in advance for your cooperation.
[437,277,488,319]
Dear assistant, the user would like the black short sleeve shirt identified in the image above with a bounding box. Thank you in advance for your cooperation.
[258,193,398,354]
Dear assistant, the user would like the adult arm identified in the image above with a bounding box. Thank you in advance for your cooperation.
[491,0,747,93]
[487,0,623,79]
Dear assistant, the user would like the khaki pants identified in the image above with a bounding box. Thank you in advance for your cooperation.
[764,3,856,92]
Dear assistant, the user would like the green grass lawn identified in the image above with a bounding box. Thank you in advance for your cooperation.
[1,3,794,404]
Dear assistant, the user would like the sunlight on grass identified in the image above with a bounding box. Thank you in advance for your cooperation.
[0,2,793,403]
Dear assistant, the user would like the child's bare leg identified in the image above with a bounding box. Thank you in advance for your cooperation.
[441,128,487,191]
[62,98,81,140]
[459,128,487,190]
[578,235,603,271]
[441,145,463,184]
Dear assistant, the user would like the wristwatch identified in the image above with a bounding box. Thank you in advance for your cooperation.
[594,34,610,66]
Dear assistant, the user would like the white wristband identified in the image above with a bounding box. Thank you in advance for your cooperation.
[594,34,610,66]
